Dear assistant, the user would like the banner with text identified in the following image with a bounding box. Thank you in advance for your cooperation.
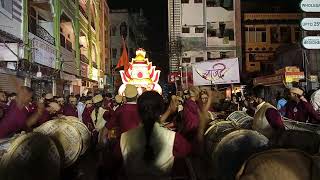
[192,58,240,86]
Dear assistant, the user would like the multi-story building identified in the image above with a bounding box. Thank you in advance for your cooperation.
[168,0,241,88]
[242,9,301,74]
[0,0,110,97]
[110,8,147,89]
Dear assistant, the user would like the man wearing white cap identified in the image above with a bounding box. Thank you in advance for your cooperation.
[286,87,320,123]
[106,84,140,136]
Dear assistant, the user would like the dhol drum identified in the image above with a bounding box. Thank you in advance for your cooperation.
[0,132,60,180]
[204,121,238,160]
[34,119,82,167]
[236,149,319,180]
[211,129,269,180]
[226,111,253,129]
[63,116,91,155]
[0,137,14,163]
[283,119,320,135]
[275,130,320,154]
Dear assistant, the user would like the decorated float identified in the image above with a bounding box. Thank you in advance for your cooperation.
[118,48,162,95]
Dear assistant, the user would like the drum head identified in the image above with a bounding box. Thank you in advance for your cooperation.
[0,133,60,180]
[34,120,82,167]
[64,116,91,155]
[213,130,269,180]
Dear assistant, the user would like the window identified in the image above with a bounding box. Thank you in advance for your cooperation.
[111,26,117,36]
[224,29,234,41]
[207,29,217,37]
[256,28,266,42]
[0,0,12,16]
[194,0,202,3]
[249,54,256,62]
[195,57,204,62]
[181,0,189,3]
[280,27,291,43]
[182,58,191,63]
[270,27,279,43]
[195,27,204,33]
[294,27,301,42]
[112,48,117,59]
[248,27,255,43]
[182,27,190,33]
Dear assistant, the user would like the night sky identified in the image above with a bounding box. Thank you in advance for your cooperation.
[107,0,169,79]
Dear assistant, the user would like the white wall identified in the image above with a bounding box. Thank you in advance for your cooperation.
[206,7,234,23]
[181,3,204,26]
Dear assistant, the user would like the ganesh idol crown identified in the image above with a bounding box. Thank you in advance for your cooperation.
[118,48,162,95]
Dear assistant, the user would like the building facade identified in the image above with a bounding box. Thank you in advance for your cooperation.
[109,8,147,90]
[0,0,110,97]
[168,0,241,88]
[243,13,301,73]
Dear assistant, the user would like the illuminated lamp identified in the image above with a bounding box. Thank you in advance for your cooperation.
[118,48,162,95]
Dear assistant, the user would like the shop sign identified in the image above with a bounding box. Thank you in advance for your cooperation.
[81,62,88,78]
[60,71,76,81]
[92,67,99,81]
[300,0,320,12]
[301,18,320,31]
[253,74,283,86]
[31,34,56,68]
[302,36,320,49]
[285,72,305,83]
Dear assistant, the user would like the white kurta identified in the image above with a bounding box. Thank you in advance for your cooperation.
[120,122,175,179]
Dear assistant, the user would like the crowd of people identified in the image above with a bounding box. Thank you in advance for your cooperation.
[1,80,320,179]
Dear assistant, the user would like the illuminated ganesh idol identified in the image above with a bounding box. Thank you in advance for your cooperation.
[118,48,162,95]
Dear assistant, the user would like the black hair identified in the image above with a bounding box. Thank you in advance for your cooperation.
[252,85,265,100]
[8,92,16,97]
[137,91,165,163]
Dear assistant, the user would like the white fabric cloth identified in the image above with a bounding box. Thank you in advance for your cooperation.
[91,107,107,131]
[77,102,86,121]
[253,102,276,138]
[120,122,175,179]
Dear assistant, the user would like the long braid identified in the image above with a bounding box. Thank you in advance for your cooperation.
[137,91,165,163]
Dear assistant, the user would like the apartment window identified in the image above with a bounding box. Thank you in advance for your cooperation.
[111,26,117,36]
[112,48,117,59]
[220,52,227,59]
[248,27,255,43]
[195,57,204,62]
[256,28,266,42]
[249,54,256,62]
[280,27,291,43]
[224,29,234,41]
[194,0,202,3]
[181,0,189,3]
[294,27,301,42]
[0,0,12,16]
[182,57,191,63]
[182,27,190,33]
[195,27,204,33]
[270,27,279,43]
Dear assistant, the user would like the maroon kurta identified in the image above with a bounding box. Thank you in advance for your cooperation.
[265,108,285,131]
[63,104,78,117]
[82,106,95,131]
[182,99,200,139]
[106,103,140,134]
[0,100,29,138]
[285,100,320,123]
[35,109,52,127]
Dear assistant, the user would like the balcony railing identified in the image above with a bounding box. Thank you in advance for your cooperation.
[80,54,89,64]
[35,24,55,45]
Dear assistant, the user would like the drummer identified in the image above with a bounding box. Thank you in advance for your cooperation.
[35,102,61,127]
[0,86,44,138]
[106,84,140,136]
[63,96,78,117]
[251,85,285,139]
[285,87,320,123]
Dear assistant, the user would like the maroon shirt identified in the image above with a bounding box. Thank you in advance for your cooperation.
[106,103,140,134]
[265,108,285,130]
[0,102,8,120]
[182,99,200,139]
[0,100,29,138]
[35,109,52,127]
[82,106,95,131]
[63,104,78,117]
[285,100,320,123]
